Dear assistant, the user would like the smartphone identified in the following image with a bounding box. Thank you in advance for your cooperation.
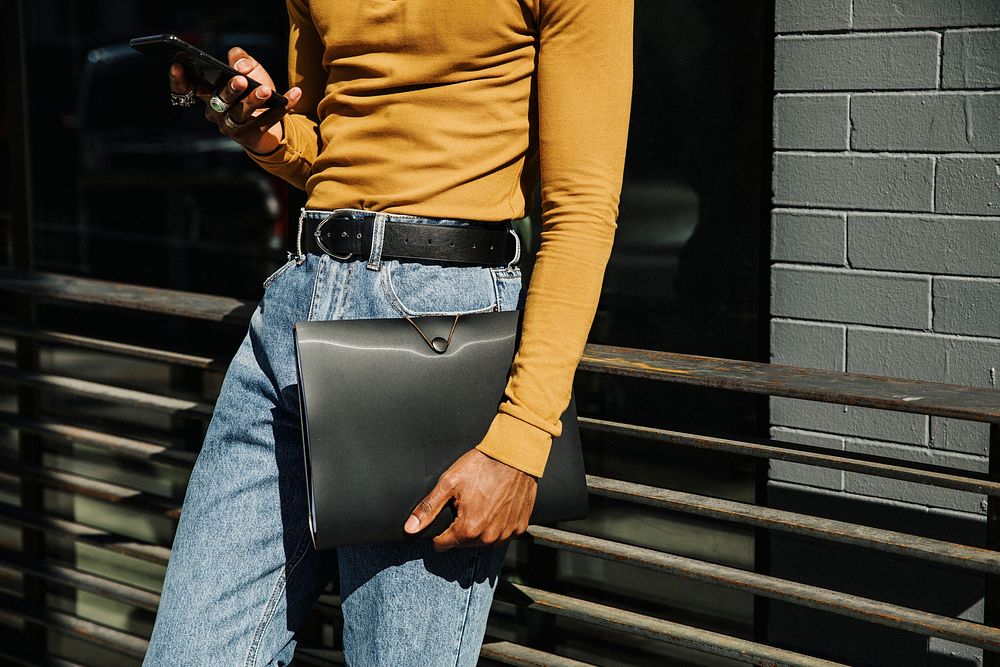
[129,33,288,109]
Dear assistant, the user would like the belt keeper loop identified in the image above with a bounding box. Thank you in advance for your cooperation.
[367,212,389,271]
[506,225,522,269]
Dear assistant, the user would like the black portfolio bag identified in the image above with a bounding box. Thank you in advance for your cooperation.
[292,310,589,550]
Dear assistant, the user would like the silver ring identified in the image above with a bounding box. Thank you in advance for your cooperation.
[170,89,196,107]
[223,114,246,130]
[208,95,230,114]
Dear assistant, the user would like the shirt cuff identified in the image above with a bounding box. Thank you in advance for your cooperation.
[243,117,299,164]
[474,410,555,478]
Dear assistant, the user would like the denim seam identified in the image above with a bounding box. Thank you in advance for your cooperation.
[244,528,312,667]
[331,260,354,321]
[306,256,323,322]
[382,263,499,317]
[262,259,296,290]
[490,268,523,312]
[488,268,502,312]
[451,547,481,667]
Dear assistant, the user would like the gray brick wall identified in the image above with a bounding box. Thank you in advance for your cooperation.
[771,3,1000,664]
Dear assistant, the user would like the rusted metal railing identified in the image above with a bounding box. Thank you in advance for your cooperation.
[1,265,999,666]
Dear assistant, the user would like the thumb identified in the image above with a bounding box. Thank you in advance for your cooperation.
[404,479,454,534]
[285,87,303,111]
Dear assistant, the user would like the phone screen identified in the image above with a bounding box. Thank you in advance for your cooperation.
[174,51,233,91]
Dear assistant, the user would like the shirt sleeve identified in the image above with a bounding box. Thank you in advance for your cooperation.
[474,0,634,477]
[244,0,327,190]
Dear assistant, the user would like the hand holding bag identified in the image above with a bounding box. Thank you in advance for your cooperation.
[292,309,589,550]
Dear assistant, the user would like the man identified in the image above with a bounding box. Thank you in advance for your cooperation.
[144,1,632,664]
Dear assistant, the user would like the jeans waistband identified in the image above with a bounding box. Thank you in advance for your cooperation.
[299,207,511,228]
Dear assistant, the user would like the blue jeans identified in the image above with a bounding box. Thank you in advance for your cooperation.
[143,209,524,666]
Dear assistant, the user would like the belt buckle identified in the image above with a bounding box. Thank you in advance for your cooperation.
[314,213,354,261]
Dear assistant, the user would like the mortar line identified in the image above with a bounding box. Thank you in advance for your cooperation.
[775,25,1000,37]
[768,480,987,519]
[772,318,1000,345]
[777,149,1000,158]
[843,214,851,268]
[931,156,938,213]
[936,30,944,90]
[846,93,853,153]
[772,426,990,463]
[773,205,1000,221]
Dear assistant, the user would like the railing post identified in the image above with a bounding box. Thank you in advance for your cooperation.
[6,0,47,654]
[987,423,1000,667]
[753,455,771,645]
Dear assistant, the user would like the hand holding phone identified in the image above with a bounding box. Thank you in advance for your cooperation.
[130,34,302,154]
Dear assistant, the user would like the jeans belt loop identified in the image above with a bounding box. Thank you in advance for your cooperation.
[293,207,308,265]
[366,212,389,272]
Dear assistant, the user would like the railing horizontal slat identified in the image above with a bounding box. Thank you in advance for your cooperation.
[527,526,1000,651]
[0,267,255,323]
[495,582,847,667]
[0,409,197,467]
[586,475,1000,575]
[0,502,170,566]
[0,591,148,658]
[0,547,160,612]
[582,417,1000,496]
[0,320,228,371]
[580,344,1000,423]
[479,641,600,666]
[0,457,182,519]
[0,365,214,417]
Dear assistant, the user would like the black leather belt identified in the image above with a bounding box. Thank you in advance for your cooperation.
[302,210,518,267]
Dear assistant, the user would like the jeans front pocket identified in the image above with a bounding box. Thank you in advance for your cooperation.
[262,259,296,291]
[381,259,500,317]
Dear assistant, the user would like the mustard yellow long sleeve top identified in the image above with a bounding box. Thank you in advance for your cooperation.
[248,0,633,478]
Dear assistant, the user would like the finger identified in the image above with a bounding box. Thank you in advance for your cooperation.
[204,79,252,127]
[232,83,272,121]
[236,96,292,134]
[228,83,279,124]
[194,82,216,103]
[228,46,255,71]
[223,105,288,146]
[265,86,302,114]
[432,520,468,552]
[229,47,274,89]
[245,83,275,113]
[404,478,455,534]
[229,85,302,129]
[216,74,249,107]
[168,63,191,94]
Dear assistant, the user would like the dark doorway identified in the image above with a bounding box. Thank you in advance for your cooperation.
[562,1,773,664]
